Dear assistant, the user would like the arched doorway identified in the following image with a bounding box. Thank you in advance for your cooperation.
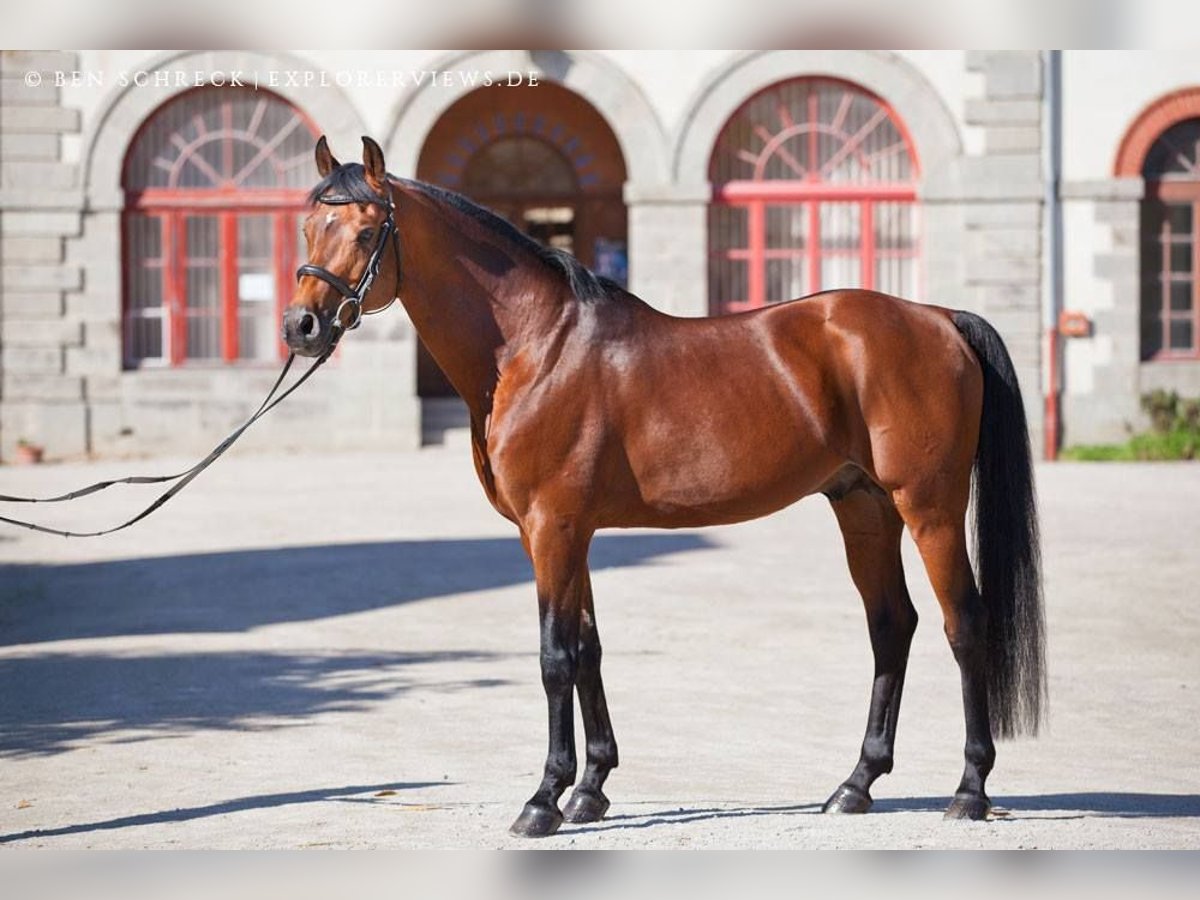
[122,87,318,367]
[707,77,919,314]
[416,82,628,396]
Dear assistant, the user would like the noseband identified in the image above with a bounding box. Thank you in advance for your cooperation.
[296,190,400,333]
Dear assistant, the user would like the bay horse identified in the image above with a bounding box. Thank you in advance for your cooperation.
[285,136,1045,838]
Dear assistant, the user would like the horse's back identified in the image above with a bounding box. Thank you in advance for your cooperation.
[589,295,845,525]
[596,290,981,523]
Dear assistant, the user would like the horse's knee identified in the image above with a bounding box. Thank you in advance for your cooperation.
[868,599,918,645]
[576,625,602,671]
[540,646,577,693]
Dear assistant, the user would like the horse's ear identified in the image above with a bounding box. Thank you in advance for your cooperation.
[315,135,339,178]
[361,136,387,195]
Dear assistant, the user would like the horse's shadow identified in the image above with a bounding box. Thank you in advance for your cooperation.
[877,792,1200,819]
[8,790,1193,846]
[566,792,1200,834]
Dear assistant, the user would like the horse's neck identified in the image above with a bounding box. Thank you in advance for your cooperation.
[392,185,566,420]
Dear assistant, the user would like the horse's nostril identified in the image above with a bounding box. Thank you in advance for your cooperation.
[299,312,318,337]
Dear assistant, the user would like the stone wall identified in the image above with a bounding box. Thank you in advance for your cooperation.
[25,49,1190,460]
[959,51,1046,455]
[1,50,87,461]
[1,50,420,463]
[1062,178,1200,445]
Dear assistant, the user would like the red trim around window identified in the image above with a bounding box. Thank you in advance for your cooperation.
[121,87,318,369]
[713,182,917,203]
[1142,193,1200,361]
[708,78,920,314]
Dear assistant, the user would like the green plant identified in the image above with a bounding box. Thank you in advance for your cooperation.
[1062,390,1200,461]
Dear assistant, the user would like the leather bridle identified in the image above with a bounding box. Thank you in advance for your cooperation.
[296,189,400,334]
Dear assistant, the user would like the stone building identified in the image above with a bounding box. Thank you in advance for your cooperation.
[2,50,1198,461]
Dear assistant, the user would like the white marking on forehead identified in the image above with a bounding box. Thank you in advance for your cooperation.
[324,211,337,226]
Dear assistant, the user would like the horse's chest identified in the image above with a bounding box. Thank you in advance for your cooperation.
[468,421,514,522]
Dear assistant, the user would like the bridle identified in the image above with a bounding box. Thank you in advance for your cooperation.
[295,189,400,335]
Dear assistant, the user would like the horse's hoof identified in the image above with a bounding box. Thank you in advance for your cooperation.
[944,793,990,821]
[509,803,564,838]
[822,784,873,814]
[563,788,610,824]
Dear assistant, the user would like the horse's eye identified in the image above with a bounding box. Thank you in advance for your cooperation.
[357,228,374,245]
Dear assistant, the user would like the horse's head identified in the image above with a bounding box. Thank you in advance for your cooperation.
[283,135,400,357]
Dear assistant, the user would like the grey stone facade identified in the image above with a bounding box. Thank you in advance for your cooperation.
[1,50,419,463]
[1063,178,1200,444]
[1,50,87,460]
[959,51,1046,454]
[5,49,1200,462]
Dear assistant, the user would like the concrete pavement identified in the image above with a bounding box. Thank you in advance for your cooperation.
[0,445,1197,848]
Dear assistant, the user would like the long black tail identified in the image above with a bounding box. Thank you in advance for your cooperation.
[953,311,1047,739]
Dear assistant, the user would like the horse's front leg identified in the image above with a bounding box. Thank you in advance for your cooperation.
[562,570,618,823]
[509,515,591,838]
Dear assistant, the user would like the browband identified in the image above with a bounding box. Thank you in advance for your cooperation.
[315,192,389,206]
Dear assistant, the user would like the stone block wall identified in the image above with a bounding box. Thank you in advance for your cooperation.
[1,50,420,463]
[0,50,87,461]
[625,183,709,317]
[960,51,1046,454]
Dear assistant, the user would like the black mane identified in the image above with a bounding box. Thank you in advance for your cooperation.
[309,164,617,303]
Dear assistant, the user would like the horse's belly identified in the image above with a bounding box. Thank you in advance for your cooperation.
[611,390,841,528]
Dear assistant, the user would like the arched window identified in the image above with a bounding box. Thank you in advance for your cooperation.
[708,78,919,314]
[1139,118,1200,359]
[122,88,318,367]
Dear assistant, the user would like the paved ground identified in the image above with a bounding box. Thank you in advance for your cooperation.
[0,441,1197,849]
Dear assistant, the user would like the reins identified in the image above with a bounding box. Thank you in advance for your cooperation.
[0,349,331,538]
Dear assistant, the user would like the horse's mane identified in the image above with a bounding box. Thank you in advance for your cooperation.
[309,164,619,304]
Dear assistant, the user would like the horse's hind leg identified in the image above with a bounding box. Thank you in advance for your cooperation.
[823,482,917,813]
[898,493,995,821]
[562,570,618,823]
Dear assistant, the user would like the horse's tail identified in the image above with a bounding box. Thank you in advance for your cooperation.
[952,310,1046,739]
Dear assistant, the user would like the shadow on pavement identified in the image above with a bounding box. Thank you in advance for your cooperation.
[0,780,445,844]
[0,533,714,646]
[0,648,509,759]
[0,534,713,759]
[567,792,1200,834]
[876,792,1200,819]
[567,802,822,834]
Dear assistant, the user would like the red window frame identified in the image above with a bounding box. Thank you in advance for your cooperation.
[708,79,920,314]
[1142,182,1200,360]
[121,88,318,369]
[124,192,308,367]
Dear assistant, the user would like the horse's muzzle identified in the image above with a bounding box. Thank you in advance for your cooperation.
[282,305,333,357]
